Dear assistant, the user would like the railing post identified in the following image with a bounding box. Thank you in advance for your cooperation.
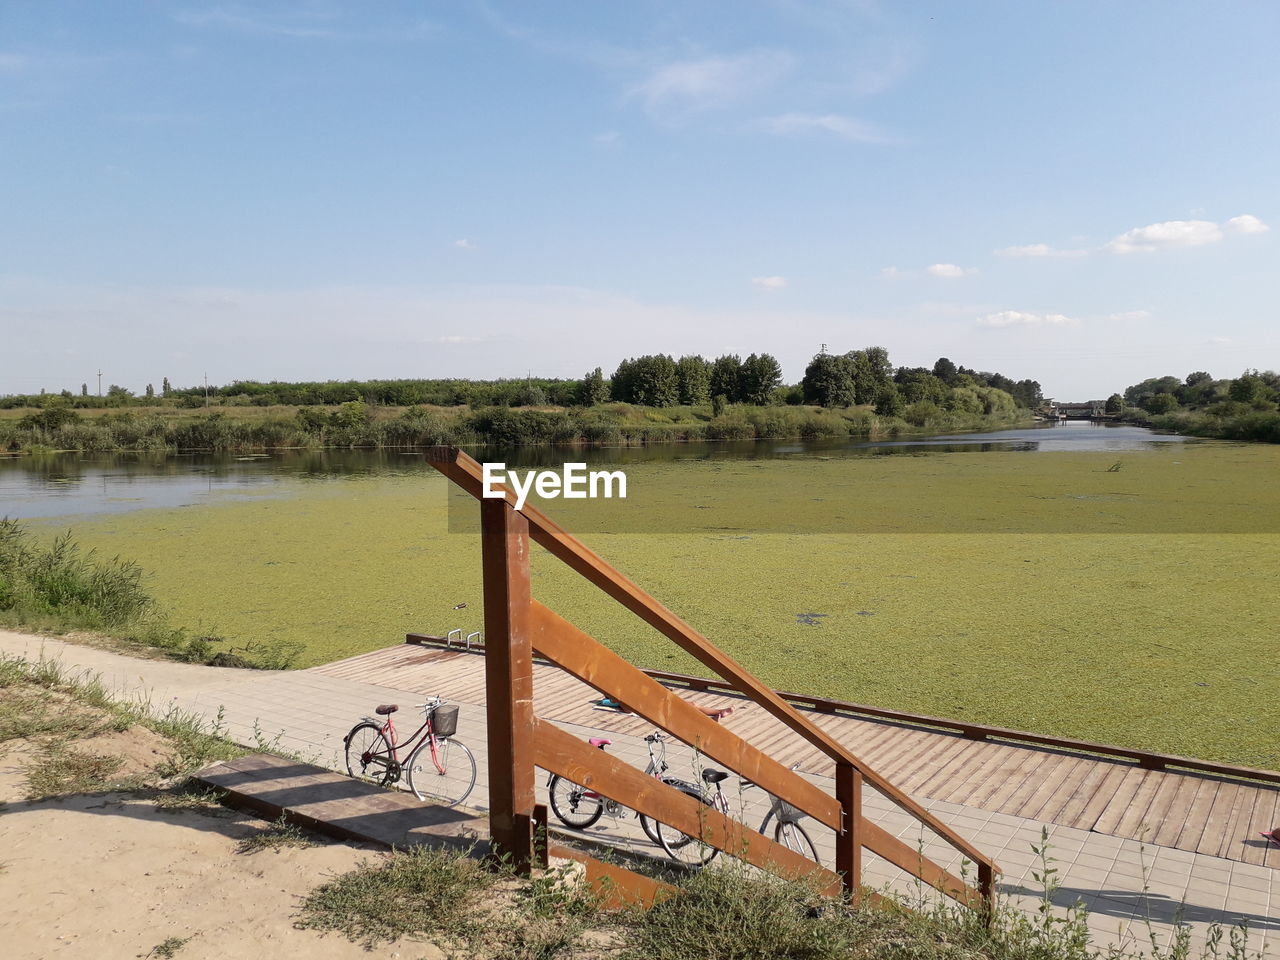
[835,761,862,903]
[481,497,535,873]
[979,861,996,921]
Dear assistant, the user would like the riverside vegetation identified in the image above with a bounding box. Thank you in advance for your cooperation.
[1110,369,1280,444]
[0,347,1038,454]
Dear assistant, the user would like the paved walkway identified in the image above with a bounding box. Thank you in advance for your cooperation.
[2,630,1275,957]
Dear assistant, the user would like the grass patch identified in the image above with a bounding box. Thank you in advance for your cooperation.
[144,934,197,958]
[152,780,228,814]
[296,845,497,948]
[237,815,320,854]
[23,743,147,799]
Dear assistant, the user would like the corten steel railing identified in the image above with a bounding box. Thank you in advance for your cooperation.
[426,446,999,910]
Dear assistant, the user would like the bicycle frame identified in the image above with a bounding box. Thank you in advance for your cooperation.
[368,700,449,776]
[552,732,670,816]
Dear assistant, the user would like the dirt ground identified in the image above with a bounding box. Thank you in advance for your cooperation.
[0,739,447,960]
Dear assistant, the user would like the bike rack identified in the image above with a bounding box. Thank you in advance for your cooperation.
[446,628,463,648]
[465,631,483,650]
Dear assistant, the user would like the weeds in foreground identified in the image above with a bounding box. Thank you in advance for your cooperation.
[296,844,497,949]
[24,743,149,800]
[144,934,197,958]
[237,815,320,854]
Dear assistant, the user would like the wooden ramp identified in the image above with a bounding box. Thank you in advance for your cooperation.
[311,643,1280,870]
[194,754,489,852]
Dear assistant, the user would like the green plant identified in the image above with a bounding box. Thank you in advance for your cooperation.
[145,934,196,958]
[237,815,318,854]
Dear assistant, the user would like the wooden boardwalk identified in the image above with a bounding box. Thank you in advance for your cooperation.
[310,644,1280,870]
[195,753,489,851]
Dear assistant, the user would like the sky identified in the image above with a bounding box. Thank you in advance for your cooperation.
[1,1,1277,400]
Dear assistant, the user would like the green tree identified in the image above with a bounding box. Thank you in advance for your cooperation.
[1105,393,1124,414]
[801,353,854,407]
[513,383,546,407]
[145,383,155,399]
[579,367,609,406]
[675,355,711,404]
[612,355,679,406]
[1145,392,1179,414]
[738,353,782,404]
[80,383,88,397]
[1229,374,1264,404]
[874,384,904,417]
[708,355,742,403]
[161,377,172,397]
[932,357,958,384]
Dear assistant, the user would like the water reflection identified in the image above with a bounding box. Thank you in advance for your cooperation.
[0,421,1194,521]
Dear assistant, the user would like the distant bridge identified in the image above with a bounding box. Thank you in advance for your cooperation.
[1042,401,1111,420]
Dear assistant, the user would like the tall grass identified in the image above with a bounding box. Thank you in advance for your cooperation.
[0,518,153,627]
[0,400,1029,454]
[0,519,300,668]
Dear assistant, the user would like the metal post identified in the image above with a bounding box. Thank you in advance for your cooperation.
[480,497,535,872]
[836,761,862,903]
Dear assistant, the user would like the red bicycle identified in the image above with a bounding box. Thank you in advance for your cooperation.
[343,695,477,807]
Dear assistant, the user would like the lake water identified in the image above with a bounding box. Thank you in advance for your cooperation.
[0,421,1195,521]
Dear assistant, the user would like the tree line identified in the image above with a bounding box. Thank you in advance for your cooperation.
[1,348,1042,414]
[1108,369,1280,443]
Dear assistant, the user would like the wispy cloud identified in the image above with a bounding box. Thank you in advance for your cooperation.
[1000,213,1269,259]
[1225,214,1269,235]
[755,112,893,144]
[1102,219,1225,254]
[1106,310,1151,322]
[630,50,792,119]
[592,130,621,147]
[994,243,1088,259]
[439,334,484,344]
[453,239,475,250]
[751,275,788,290]
[174,7,336,39]
[977,310,1077,328]
[882,264,975,279]
[926,263,976,279]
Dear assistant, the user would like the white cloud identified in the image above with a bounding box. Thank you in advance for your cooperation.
[977,310,1077,328]
[879,267,902,278]
[1225,214,1269,235]
[1106,310,1151,322]
[173,8,335,39]
[751,275,788,290]
[926,263,975,279]
[1103,219,1224,254]
[994,243,1087,259]
[453,239,475,250]
[756,112,892,144]
[439,335,483,344]
[631,51,791,118]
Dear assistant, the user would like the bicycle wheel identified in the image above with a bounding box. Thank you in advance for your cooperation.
[548,774,604,829]
[406,737,477,807]
[344,721,396,786]
[772,817,820,864]
[638,812,662,846]
[655,781,720,868]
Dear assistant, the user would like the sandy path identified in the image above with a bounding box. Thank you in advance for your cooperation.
[0,788,448,959]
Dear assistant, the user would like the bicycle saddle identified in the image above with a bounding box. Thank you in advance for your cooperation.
[588,737,612,748]
[702,768,730,784]
[375,704,399,715]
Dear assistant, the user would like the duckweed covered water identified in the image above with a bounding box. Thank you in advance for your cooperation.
[28,442,1280,769]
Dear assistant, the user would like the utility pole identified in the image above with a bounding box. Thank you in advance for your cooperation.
[820,343,827,355]
[97,369,102,397]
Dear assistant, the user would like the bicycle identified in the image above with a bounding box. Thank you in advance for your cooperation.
[652,762,821,868]
[546,731,676,846]
[343,695,477,807]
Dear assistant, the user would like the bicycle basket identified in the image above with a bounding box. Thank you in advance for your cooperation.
[776,800,804,824]
[431,704,459,738]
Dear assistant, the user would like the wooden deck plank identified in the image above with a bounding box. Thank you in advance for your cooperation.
[1151,776,1213,848]
[1056,762,1130,830]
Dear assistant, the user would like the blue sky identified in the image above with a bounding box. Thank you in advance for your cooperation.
[2,1,1276,399]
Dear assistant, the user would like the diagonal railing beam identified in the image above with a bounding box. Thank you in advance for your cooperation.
[428,445,998,885]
